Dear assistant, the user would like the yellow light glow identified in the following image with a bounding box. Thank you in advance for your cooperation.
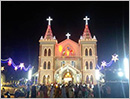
[67,50,69,56]
[59,45,63,53]
[67,73,69,75]
[56,84,58,88]
[15,67,18,71]
[1,67,4,71]
[65,72,72,78]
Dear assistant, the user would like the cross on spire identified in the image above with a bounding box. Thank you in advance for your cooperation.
[46,16,53,26]
[66,33,71,39]
[83,16,90,25]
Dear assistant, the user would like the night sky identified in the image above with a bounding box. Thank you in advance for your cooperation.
[1,1,129,81]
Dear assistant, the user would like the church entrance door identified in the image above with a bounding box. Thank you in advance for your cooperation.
[63,72,72,83]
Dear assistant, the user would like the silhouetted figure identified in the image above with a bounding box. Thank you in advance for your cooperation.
[1,88,5,98]
[26,84,30,98]
[31,85,36,98]
[6,92,10,98]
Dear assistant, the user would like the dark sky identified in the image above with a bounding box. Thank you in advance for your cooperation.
[1,1,129,81]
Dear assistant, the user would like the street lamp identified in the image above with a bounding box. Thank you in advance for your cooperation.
[118,71,124,77]
[95,69,101,80]
[28,69,32,80]
[95,69,101,98]
[124,58,129,79]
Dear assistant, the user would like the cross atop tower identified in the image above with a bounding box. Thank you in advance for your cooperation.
[46,16,53,26]
[66,33,71,39]
[83,16,90,25]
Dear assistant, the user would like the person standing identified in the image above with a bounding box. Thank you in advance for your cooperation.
[31,85,36,98]
[26,84,30,98]
[93,85,99,98]
[74,84,79,98]
[1,88,5,98]
[61,84,67,98]
[50,85,54,98]
[54,84,59,98]
[106,85,111,98]
[68,85,74,98]
[88,90,94,98]
[39,85,44,98]
[44,85,48,98]
[77,85,83,98]
[84,86,88,98]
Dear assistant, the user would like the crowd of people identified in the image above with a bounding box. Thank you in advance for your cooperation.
[26,82,94,98]
[2,80,129,98]
[24,81,112,98]
[1,81,113,98]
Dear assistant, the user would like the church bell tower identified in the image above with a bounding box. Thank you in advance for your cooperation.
[79,16,98,84]
[38,16,57,84]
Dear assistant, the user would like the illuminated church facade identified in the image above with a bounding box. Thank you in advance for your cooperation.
[37,16,98,85]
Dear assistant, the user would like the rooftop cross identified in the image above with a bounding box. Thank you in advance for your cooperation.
[46,16,53,26]
[66,33,71,39]
[83,16,90,25]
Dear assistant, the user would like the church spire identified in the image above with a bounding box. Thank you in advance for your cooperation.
[82,16,92,39]
[44,16,53,39]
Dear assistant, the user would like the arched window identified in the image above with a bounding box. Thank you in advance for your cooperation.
[86,61,88,69]
[44,49,47,56]
[71,61,75,67]
[90,75,93,84]
[89,49,92,56]
[90,62,93,69]
[86,75,89,83]
[48,49,51,56]
[43,62,46,69]
[85,48,88,56]
[48,62,51,69]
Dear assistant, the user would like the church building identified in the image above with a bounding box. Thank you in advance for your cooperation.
[35,16,98,85]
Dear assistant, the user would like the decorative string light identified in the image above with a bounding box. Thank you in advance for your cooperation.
[112,54,119,62]
[8,58,12,66]
[96,54,119,70]
[101,61,107,68]
[14,67,18,71]
[19,63,24,70]
[1,57,32,71]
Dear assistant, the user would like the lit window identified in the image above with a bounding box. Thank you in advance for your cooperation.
[71,61,75,67]
[62,45,74,56]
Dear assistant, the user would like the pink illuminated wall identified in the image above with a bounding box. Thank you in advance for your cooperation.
[55,39,80,57]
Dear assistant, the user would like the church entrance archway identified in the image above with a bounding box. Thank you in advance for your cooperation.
[54,64,82,84]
